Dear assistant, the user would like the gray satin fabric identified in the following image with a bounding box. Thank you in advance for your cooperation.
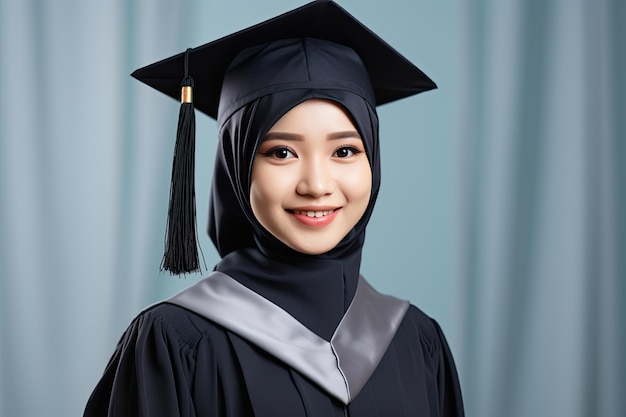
[331,278,410,401]
[167,272,409,404]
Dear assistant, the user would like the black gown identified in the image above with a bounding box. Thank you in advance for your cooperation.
[84,271,464,417]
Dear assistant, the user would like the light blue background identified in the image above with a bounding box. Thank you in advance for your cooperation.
[0,1,624,416]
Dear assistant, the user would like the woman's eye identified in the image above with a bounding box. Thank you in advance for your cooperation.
[333,146,362,158]
[263,146,296,159]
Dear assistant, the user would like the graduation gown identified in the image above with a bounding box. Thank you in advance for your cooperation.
[84,272,464,417]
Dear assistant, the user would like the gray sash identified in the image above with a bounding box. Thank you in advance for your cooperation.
[167,272,409,404]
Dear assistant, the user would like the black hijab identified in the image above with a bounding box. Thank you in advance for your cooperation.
[207,38,381,341]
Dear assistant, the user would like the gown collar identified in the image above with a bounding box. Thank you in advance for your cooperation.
[215,247,361,341]
[167,271,409,404]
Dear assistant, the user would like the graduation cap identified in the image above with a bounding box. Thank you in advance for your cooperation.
[131,0,436,274]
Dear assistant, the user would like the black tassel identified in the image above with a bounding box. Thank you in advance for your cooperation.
[161,49,205,274]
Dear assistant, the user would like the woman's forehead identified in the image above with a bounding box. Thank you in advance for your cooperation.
[267,99,357,133]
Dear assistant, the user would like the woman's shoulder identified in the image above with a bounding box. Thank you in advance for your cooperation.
[399,304,452,353]
[129,302,229,351]
[402,303,437,328]
[85,304,240,416]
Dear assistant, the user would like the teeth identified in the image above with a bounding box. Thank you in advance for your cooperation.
[293,209,335,218]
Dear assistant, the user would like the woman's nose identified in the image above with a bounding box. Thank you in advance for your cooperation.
[295,159,336,197]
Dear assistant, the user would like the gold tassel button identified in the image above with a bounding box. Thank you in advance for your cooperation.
[181,86,193,103]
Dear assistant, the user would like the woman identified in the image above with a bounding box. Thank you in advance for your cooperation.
[84,1,464,416]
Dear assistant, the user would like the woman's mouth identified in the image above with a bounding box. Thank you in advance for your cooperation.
[287,208,340,227]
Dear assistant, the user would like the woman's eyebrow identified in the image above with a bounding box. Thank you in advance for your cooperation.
[263,132,304,141]
[328,130,361,140]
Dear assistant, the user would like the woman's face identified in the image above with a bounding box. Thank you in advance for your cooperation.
[250,99,372,255]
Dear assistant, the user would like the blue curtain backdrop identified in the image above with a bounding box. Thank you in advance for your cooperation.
[0,1,623,416]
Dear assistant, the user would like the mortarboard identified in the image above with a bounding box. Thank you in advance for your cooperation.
[131,0,436,274]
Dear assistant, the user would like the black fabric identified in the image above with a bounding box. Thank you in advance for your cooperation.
[84,303,464,417]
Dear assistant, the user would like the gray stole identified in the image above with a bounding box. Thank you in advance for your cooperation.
[167,271,409,404]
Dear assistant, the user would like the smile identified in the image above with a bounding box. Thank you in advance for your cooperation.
[287,208,341,227]
[291,209,335,218]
